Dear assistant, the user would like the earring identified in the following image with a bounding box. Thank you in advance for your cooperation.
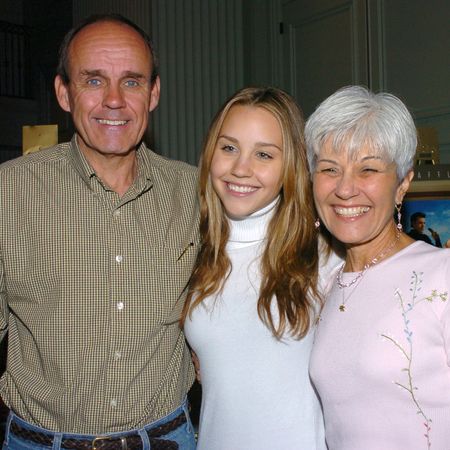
[395,203,403,231]
[314,218,321,229]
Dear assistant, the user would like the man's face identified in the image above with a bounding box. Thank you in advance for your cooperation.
[55,21,160,159]
[413,217,426,233]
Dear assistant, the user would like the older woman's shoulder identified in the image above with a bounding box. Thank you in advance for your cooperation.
[405,240,450,258]
[317,236,343,295]
[400,241,450,286]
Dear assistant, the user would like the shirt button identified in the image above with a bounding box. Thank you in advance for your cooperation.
[117,302,124,311]
[115,255,123,263]
[110,399,118,408]
[113,210,121,217]
[114,350,122,361]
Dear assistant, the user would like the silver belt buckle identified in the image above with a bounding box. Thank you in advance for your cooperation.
[91,435,128,450]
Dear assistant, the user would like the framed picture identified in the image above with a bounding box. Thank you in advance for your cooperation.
[22,124,58,155]
[402,179,450,248]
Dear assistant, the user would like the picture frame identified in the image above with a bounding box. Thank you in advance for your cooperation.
[402,179,450,248]
[22,124,58,155]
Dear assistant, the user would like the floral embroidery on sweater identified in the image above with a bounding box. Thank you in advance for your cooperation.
[380,271,448,449]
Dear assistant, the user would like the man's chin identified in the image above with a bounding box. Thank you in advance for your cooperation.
[81,142,140,158]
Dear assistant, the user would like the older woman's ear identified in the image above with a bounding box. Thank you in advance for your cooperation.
[396,170,414,203]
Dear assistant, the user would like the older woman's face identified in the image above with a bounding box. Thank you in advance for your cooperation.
[313,139,412,247]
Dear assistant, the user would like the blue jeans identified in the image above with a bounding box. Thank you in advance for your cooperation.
[2,400,196,449]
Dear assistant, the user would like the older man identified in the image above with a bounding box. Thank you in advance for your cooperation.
[0,14,198,449]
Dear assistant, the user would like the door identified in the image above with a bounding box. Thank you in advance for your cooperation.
[281,0,368,117]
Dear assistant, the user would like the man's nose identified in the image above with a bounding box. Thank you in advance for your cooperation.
[102,84,126,109]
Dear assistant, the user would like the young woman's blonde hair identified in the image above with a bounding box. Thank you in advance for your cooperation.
[181,86,320,339]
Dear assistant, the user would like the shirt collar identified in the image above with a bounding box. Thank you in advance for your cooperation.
[67,134,153,193]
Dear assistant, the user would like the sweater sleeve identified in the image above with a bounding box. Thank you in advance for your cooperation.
[441,253,450,367]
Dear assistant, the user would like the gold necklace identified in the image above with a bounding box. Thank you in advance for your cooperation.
[337,230,401,312]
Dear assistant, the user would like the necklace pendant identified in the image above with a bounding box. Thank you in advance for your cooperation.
[339,304,346,312]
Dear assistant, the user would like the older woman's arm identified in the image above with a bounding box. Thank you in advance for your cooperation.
[441,254,450,366]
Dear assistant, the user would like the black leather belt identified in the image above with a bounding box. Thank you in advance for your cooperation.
[9,412,186,449]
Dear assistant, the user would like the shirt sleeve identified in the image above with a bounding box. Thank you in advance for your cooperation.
[0,251,8,341]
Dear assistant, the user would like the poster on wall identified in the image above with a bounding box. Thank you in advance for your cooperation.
[402,194,450,248]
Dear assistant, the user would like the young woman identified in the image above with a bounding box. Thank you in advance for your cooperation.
[182,87,337,449]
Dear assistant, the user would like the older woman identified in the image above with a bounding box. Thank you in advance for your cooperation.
[307,86,450,449]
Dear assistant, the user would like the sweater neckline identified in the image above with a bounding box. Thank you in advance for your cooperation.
[227,197,278,247]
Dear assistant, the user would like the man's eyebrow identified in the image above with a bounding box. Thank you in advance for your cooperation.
[80,69,104,77]
[79,69,147,80]
[122,71,147,80]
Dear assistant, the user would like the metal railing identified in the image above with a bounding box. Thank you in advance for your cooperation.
[0,20,32,98]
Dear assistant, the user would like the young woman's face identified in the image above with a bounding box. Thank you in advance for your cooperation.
[210,105,284,220]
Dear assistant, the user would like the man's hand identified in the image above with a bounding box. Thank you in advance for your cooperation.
[430,229,440,241]
[429,228,442,247]
[191,351,201,383]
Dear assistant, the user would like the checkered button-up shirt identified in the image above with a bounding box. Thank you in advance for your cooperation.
[0,136,199,433]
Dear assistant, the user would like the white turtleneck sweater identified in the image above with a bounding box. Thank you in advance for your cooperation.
[184,200,328,450]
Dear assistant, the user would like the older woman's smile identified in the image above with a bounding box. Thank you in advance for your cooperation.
[334,206,370,217]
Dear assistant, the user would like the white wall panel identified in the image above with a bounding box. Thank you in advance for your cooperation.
[152,0,244,164]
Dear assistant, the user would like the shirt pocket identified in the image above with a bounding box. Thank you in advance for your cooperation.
[146,240,200,326]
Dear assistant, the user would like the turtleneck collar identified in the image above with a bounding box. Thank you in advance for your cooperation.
[227,197,279,249]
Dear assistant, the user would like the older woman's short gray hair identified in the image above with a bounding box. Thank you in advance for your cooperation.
[305,85,417,180]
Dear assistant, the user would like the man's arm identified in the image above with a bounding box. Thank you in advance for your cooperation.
[430,229,443,248]
[0,253,8,342]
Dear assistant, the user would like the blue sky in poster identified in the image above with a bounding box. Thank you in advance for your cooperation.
[403,198,450,245]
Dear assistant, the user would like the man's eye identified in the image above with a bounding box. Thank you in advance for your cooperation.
[124,80,140,87]
[86,79,101,86]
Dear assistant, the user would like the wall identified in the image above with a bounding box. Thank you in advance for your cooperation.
[373,0,450,162]
[151,0,244,164]
[73,0,151,37]
[279,0,450,163]
[0,0,23,23]
[242,0,283,88]
[0,0,72,163]
[2,1,449,165]
[0,0,30,162]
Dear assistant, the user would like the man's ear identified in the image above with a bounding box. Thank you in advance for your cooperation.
[149,76,160,113]
[396,170,414,204]
[54,75,71,112]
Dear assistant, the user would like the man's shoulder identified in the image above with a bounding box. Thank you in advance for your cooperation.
[407,229,432,244]
[407,229,420,238]
[0,142,70,176]
[144,147,198,178]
